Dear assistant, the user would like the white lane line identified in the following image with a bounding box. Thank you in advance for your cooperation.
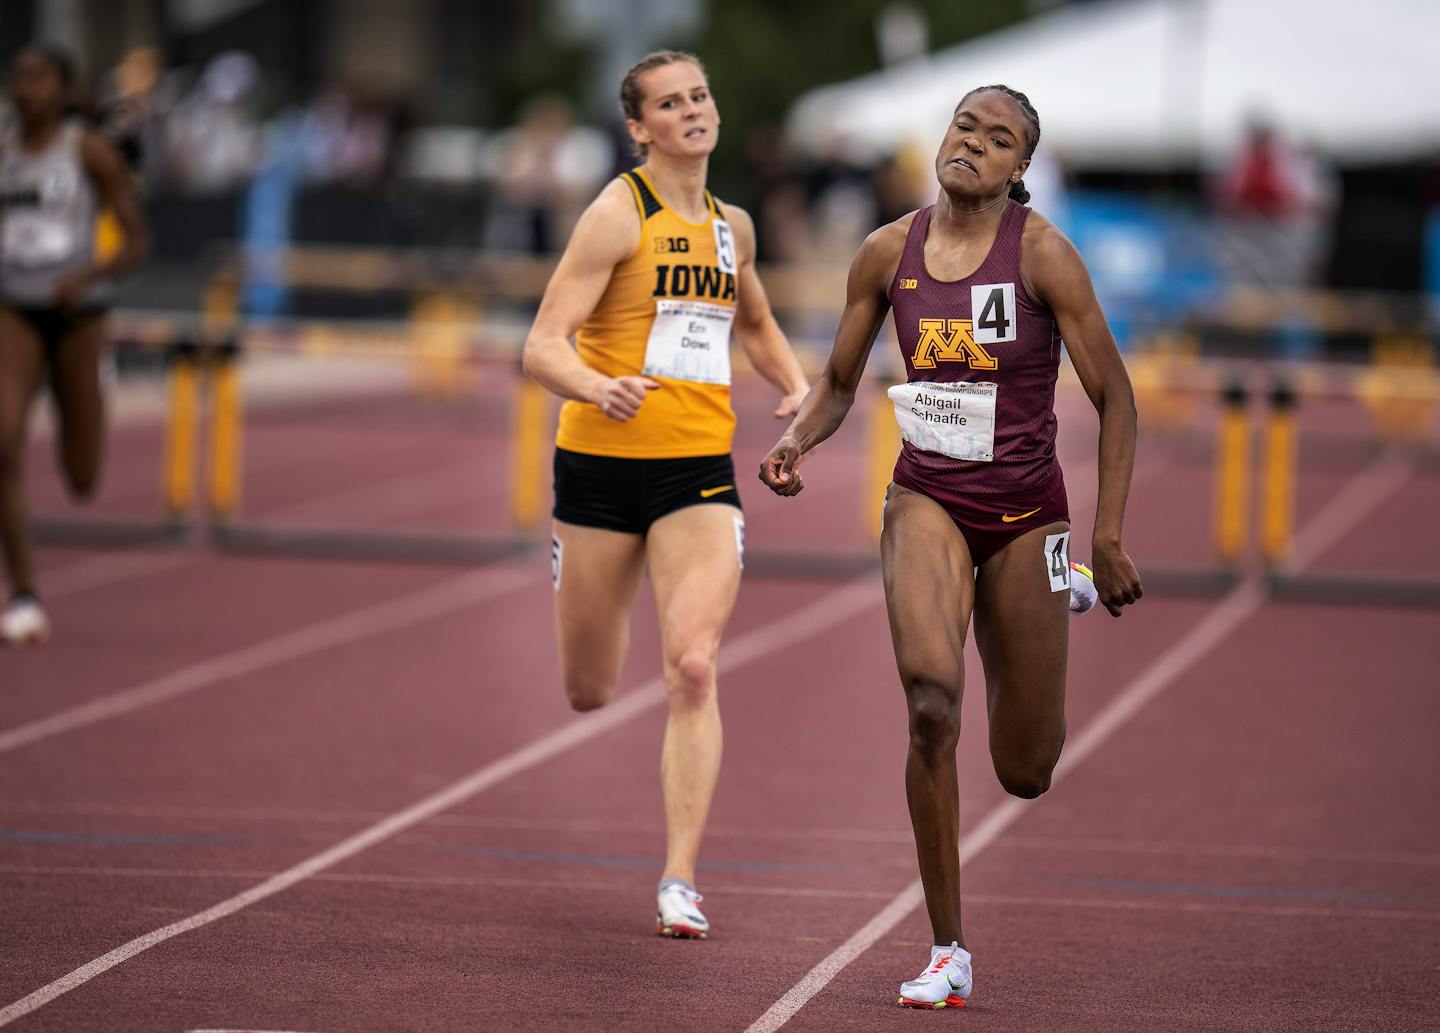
[257,462,491,524]
[38,457,487,601]
[0,567,536,756]
[0,800,919,844]
[955,892,1440,925]
[45,551,196,600]
[992,835,1440,869]
[743,454,1415,1033]
[0,575,882,1026]
[1285,454,1413,569]
[9,867,1437,924]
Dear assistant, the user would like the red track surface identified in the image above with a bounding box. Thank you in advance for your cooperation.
[4,373,1438,1032]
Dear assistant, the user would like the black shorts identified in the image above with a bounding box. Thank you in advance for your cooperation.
[3,303,109,354]
[553,448,741,534]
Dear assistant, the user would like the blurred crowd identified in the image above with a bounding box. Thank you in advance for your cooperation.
[2,45,1344,300]
[90,47,404,193]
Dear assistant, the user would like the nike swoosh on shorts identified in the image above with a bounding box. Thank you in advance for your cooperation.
[1001,506,1041,523]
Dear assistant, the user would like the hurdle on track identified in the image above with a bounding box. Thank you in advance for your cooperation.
[27,245,1440,603]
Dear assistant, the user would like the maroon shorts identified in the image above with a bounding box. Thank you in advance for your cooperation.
[891,465,1069,567]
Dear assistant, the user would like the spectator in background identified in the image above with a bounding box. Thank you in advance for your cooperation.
[1221,120,1295,218]
[804,132,877,260]
[95,47,162,181]
[872,143,935,226]
[482,94,610,254]
[297,85,406,189]
[745,124,811,262]
[1214,117,1335,288]
[162,51,262,193]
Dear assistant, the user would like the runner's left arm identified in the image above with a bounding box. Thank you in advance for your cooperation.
[55,132,149,307]
[723,204,809,418]
[1023,217,1143,616]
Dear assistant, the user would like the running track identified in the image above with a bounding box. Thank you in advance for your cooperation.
[3,371,1437,1032]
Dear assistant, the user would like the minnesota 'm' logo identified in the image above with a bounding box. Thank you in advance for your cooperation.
[912,318,998,370]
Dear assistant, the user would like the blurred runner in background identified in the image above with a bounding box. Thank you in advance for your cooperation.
[0,44,149,646]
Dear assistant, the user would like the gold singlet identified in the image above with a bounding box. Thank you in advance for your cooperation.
[555,167,738,459]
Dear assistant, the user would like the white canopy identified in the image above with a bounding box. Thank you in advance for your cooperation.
[786,0,1440,168]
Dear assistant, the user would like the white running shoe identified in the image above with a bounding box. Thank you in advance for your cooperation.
[1069,561,1098,615]
[1,594,50,647]
[898,941,973,1009]
[656,881,709,939]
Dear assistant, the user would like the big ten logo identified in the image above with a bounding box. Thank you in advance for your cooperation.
[655,236,691,253]
[898,278,918,290]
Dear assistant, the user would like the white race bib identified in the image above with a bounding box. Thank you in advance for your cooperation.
[1044,531,1071,592]
[642,299,734,385]
[1,212,76,267]
[713,219,737,274]
[888,381,997,462]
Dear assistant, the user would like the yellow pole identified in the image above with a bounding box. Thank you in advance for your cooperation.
[162,343,200,522]
[1260,381,1298,568]
[1401,337,1436,444]
[409,291,469,398]
[865,380,901,540]
[1212,379,1251,566]
[206,347,244,522]
[202,280,238,344]
[508,377,550,531]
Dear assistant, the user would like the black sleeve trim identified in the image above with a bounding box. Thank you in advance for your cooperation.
[622,170,663,219]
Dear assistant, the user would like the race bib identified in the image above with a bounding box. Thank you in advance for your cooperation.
[642,299,734,385]
[887,381,997,461]
[1044,531,1071,592]
[713,219,737,274]
[1,212,77,268]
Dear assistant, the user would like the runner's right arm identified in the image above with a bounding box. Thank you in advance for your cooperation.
[521,180,660,422]
[758,221,904,496]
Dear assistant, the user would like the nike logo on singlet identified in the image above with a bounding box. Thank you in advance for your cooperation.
[1001,507,1042,523]
[699,485,733,498]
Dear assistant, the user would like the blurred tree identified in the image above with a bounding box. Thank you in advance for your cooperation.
[473,0,1031,200]
[693,0,1030,201]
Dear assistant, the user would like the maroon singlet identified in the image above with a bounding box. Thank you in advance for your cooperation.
[888,200,1061,498]
[885,201,1067,564]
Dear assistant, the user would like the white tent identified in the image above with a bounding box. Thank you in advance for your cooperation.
[786,0,1440,168]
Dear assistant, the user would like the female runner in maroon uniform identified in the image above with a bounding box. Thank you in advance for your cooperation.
[760,85,1143,1007]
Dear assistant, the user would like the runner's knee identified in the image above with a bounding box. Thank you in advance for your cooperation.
[563,671,615,712]
[903,675,961,755]
[666,648,716,710]
[62,461,99,500]
[992,746,1060,799]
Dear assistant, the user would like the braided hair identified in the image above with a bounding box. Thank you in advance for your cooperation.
[960,84,1040,204]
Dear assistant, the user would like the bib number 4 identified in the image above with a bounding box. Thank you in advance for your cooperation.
[971,283,1017,345]
[1044,531,1071,593]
